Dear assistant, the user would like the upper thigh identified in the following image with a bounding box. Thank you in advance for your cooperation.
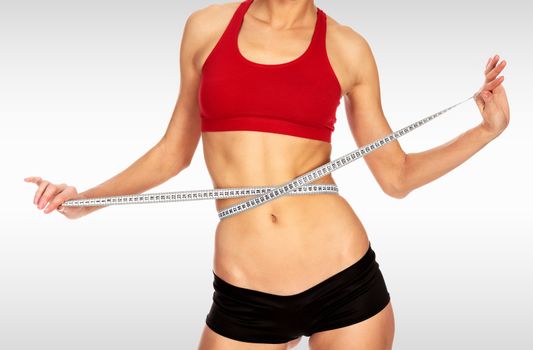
[198,324,293,350]
[308,300,395,350]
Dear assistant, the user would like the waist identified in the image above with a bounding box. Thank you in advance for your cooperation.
[212,176,339,219]
[214,190,359,233]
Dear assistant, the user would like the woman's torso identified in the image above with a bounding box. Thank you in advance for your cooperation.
[199,0,369,296]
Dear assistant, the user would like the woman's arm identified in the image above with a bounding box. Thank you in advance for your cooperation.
[70,8,208,216]
[27,5,222,218]
[397,124,497,199]
[341,30,509,199]
[79,11,209,215]
[77,139,188,216]
[399,55,509,198]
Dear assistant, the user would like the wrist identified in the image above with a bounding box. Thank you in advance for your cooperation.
[477,122,500,142]
[76,192,96,217]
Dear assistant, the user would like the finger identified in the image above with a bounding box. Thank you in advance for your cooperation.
[28,176,44,204]
[487,54,499,72]
[34,180,50,206]
[485,56,492,70]
[479,91,491,105]
[484,56,493,74]
[37,183,60,210]
[38,184,55,210]
[44,197,66,214]
[486,60,506,81]
[43,185,69,214]
[481,77,503,94]
[484,75,505,92]
[24,176,42,183]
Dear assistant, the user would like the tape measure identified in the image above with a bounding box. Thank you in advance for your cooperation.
[62,94,475,220]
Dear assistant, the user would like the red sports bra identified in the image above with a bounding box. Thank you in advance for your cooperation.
[198,0,342,143]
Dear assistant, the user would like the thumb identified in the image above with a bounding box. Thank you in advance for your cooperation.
[475,90,496,112]
[480,90,499,113]
[480,90,493,103]
[474,91,486,111]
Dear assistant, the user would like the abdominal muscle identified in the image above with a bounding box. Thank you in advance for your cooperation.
[202,130,370,296]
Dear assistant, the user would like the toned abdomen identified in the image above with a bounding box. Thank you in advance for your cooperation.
[212,190,370,296]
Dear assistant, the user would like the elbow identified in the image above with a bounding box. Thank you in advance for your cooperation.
[388,187,409,199]
[158,138,193,177]
[181,156,193,169]
[171,158,191,176]
[384,168,409,199]
[384,181,408,199]
[385,154,410,199]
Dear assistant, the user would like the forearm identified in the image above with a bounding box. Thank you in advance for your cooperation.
[78,139,185,215]
[398,123,498,197]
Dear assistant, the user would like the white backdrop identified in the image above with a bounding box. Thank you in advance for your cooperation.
[1,0,531,349]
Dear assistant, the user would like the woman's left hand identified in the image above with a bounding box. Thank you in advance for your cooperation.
[474,54,510,137]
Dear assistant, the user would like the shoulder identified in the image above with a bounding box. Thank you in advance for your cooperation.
[188,1,240,20]
[182,1,241,70]
[323,13,377,90]
[185,1,241,33]
[328,19,371,57]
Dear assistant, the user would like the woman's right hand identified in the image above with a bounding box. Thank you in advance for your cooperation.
[24,176,87,220]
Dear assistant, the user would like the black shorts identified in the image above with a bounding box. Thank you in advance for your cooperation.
[205,242,391,344]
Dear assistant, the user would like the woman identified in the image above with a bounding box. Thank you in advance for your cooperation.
[25,0,509,349]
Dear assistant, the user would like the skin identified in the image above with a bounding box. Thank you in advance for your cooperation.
[25,0,510,349]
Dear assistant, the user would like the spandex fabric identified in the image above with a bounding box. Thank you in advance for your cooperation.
[198,0,342,143]
[205,242,391,344]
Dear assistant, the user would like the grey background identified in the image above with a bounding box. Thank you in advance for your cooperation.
[2,0,532,349]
